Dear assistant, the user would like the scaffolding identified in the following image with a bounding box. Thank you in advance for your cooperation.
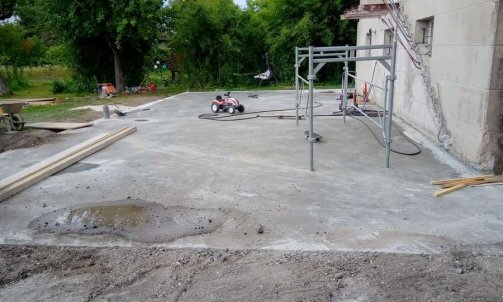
[295,39,398,171]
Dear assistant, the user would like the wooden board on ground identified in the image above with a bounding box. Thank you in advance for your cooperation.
[1,98,55,105]
[431,174,503,197]
[0,126,136,202]
[26,122,94,131]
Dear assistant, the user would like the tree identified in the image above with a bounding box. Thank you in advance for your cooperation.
[248,0,359,81]
[45,0,164,92]
[169,0,264,87]
[0,0,16,20]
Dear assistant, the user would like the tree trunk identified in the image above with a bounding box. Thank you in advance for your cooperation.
[105,36,125,92]
[112,50,125,92]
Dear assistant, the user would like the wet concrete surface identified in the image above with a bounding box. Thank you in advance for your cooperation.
[0,91,502,253]
[29,199,227,243]
[56,162,99,175]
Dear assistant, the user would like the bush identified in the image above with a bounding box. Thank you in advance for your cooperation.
[51,80,65,93]
[0,67,28,91]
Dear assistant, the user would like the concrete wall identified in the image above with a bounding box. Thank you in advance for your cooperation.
[355,0,502,171]
[486,0,503,173]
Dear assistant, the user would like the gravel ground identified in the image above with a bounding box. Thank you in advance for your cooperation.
[1,244,502,301]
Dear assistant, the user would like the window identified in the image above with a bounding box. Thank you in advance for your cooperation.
[384,29,393,55]
[365,29,372,56]
[415,17,434,45]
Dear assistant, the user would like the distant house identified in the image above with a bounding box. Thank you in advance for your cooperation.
[342,0,503,173]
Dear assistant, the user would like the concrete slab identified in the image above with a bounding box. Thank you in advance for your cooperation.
[0,90,502,254]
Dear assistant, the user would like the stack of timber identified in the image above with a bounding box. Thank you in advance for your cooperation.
[0,127,136,202]
[431,175,503,197]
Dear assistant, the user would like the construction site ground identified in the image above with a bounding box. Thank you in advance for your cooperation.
[0,90,502,301]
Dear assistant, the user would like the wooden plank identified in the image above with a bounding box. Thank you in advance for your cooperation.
[0,127,136,202]
[25,122,94,131]
[0,127,128,190]
[469,182,503,187]
[1,98,55,103]
[0,127,135,200]
[434,184,467,198]
[440,177,503,189]
[431,175,497,185]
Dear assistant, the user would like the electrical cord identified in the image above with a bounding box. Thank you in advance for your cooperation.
[198,103,323,122]
[349,116,421,156]
[329,107,422,155]
[198,105,421,156]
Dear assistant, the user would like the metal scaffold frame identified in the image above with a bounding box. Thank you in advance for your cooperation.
[295,38,398,171]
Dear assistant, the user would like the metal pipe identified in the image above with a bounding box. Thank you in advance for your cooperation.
[385,37,398,168]
[308,46,315,171]
[299,44,392,53]
[312,52,347,58]
[349,105,382,128]
[346,73,386,91]
[343,45,349,124]
[313,55,392,64]
[382,77,390,138]
[295,47,299,126]
[298,75,310,85]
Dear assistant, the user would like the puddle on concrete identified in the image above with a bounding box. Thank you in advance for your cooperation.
[56,162,99,175]
[29,199,227,243]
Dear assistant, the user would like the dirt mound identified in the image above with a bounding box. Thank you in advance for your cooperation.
[0,130,58,153]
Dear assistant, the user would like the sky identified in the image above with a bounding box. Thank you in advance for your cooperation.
[234,0,247,8]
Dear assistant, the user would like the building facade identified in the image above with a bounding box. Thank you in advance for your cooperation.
[345,0,503,173]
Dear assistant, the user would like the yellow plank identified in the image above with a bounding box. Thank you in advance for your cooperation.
[431,175,498,185]
[469,182,503,187]
[438,177,503,188]
[0,127,136,202]
[434,184,467,198]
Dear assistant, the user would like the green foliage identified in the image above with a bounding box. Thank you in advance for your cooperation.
[51,79,65,93]
[169,0,263,88]
[3,0,360,94]
[168,0,358,87]
[15,0,59,45]
[0,67,28,90]
[44,44,73,66]
[249,0,359,81]
[0,23,46,66]
[0,0,16,20]
[50,76,96,94]
[44,0,164,90]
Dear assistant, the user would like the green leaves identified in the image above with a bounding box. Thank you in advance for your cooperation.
[169,0,257,87]
[168,0,358,87]
[252,0,359,80]
[0,0,16,20]
[42,0,164,88]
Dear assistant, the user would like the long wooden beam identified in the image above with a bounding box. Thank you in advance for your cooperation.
[0,127,136,202]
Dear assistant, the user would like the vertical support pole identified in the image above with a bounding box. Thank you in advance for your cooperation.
[385,37,398,168]
[382,77,390,134]
[342,45,349,124]
[295,47,300,126]
[308,46,315,171]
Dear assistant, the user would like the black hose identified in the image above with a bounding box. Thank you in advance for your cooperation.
[198,103,323,122]
[198,105,421,156]
[349,116,421,156]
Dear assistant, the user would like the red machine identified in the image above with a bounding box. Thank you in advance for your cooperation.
[97,83,116,97]
[210,92,245,114]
